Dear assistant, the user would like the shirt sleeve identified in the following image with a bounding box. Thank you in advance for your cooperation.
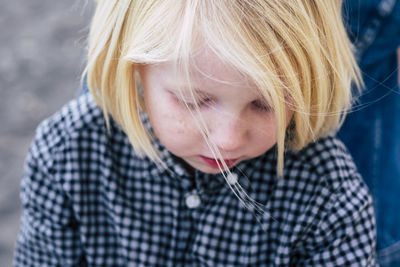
[13,125,86,266]
[294,174,377,266]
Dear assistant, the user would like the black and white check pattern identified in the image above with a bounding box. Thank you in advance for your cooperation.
[14,94,376,266]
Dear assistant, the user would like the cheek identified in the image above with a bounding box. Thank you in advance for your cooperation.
[250,117,279,154]
[155,115,190,138]
[148,106,200,152]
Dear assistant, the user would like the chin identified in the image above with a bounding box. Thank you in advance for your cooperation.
[193,163,235,174]
[199,168,224,174]
[181,157,240,175]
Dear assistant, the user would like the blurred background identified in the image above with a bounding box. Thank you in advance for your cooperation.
[0,0,94,265]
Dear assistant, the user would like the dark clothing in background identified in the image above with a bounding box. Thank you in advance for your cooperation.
[339,0,400,266]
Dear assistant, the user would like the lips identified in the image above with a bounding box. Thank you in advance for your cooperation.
[200,156,238,169]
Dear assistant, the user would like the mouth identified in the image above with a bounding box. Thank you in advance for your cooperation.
[199,156,238,169]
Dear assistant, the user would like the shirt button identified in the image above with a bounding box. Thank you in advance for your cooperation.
[185,193,201,209]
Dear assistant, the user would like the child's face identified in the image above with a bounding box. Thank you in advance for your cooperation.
[139,48,293,174]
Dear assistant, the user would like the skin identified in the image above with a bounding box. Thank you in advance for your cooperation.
[139,47,293,174]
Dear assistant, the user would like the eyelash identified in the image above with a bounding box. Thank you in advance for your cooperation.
[251,100,272,112]
[176,95,271,113]
[179,97,213,109]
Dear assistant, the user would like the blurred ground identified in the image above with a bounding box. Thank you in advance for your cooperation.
[0,0,94,265]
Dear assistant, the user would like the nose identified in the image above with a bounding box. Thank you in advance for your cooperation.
[208,112,248,153]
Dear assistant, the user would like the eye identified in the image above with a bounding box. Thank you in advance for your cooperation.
[181,97,214,109]
[252,100,272,112]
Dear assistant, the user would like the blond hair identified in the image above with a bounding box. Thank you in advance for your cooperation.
[85,0,360,176]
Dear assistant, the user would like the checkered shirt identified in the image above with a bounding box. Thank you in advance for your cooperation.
[14,94,376,266]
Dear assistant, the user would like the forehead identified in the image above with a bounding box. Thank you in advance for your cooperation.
[190,47,243,80]
[142,46,255,90]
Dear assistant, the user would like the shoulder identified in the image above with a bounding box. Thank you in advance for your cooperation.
[280,135,374,229]
[23,93,145,210]
[27,93,153,185]
[250,135,371,215]
[284,135,359,190]
[20,94,109,218]
[27,93,117,174]
[34,93,105,147]
[278,135,373,224]
[279,136,376,264]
